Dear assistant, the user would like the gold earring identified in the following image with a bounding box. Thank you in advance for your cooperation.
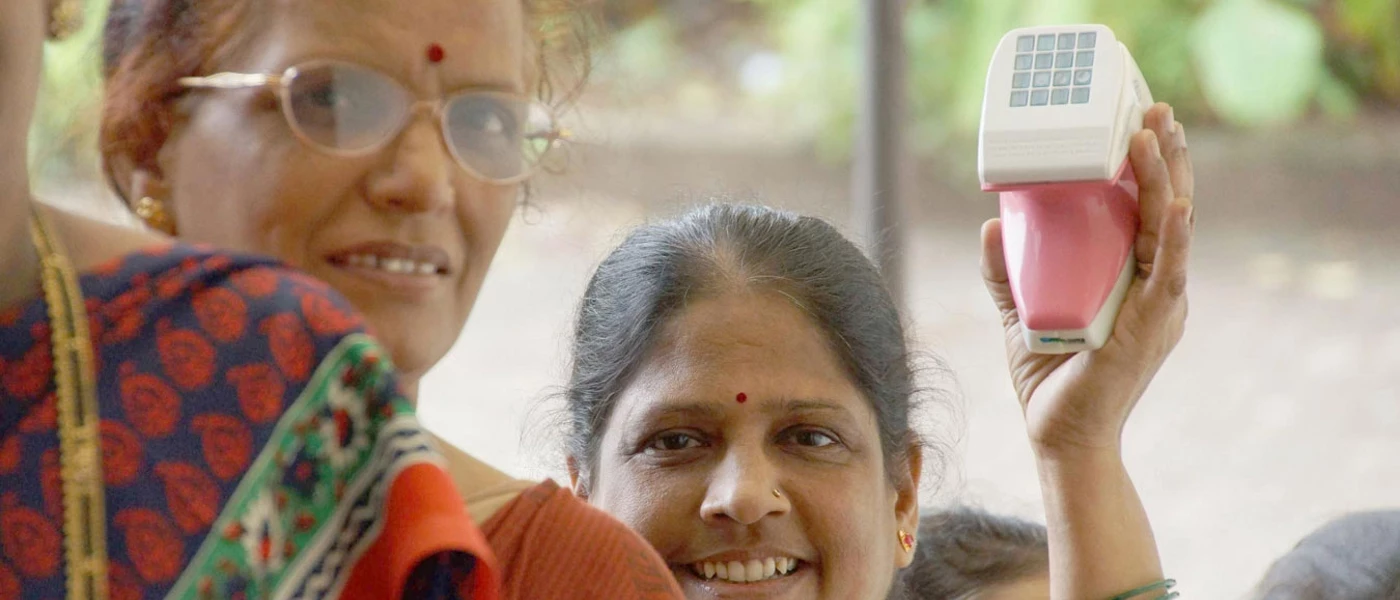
[135,197,176,235]
[47,0,84,42]
[898,529,914,553]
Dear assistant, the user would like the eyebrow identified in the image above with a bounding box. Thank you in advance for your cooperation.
[630,397,857,424]
[769,398,857,419]
[629,402,726,425]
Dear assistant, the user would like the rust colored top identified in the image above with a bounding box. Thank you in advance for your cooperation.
[480,480,684,599]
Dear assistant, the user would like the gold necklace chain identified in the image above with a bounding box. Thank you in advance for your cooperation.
[29,208,109,600]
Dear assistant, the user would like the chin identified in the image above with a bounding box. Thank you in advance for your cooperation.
[362,312,457,381]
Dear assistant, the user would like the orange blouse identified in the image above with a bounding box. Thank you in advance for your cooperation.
[480,480,684,599]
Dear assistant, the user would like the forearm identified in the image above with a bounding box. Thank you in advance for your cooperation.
[1036,446,1164,600]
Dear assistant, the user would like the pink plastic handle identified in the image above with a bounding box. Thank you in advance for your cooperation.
[995,160,1139,331]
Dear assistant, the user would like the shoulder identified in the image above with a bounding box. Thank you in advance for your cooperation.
[485,480,683,599]
[79,238,375,399]
[47,202,363,338]
[41,202,167,273]
[83,239,367,344]
[431,434,534,524]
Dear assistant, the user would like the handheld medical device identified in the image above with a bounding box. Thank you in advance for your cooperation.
[977,24,1153,354]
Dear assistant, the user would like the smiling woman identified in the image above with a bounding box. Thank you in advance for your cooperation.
[95,0,686,598]
[99,0,533,396]
[3,1,506,598]
[563,188,1195,600]
[565,204,928,599]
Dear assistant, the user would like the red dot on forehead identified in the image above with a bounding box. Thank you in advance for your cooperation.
[735,393,747,404]
[427,43,446,64]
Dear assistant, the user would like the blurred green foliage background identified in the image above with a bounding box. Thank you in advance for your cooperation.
[598,0,1399,157]
[30,0,109,185]
[31,0,1400,180]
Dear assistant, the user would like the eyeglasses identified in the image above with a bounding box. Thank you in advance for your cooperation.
[178,60,566,184]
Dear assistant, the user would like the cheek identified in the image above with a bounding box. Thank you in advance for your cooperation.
[168,110,358,263]
[796,467,899,592]
[590,444,700,552]
[457,183,514,265]
[451,182,515,311]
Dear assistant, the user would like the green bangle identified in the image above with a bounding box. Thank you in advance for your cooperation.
[1108,579,1176,600]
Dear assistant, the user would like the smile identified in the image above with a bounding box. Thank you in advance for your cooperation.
[321,241,456,298]
[335,253,443,276]
[691,557,801,584]
[324,241,453,278]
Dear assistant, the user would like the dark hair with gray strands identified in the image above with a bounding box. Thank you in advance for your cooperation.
[563,202,944,492]
[895,506,1049,600]
[1250,510,1400,600]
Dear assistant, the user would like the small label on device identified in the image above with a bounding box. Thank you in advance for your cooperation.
[1039,337,1087,344]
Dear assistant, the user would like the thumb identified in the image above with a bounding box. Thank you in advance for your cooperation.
[980,218,1019,320]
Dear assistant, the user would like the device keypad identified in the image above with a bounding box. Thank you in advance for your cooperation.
[1012,31,1096,107]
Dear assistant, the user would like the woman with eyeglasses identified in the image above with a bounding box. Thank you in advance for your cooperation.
[98,0,684,598]
[3,0,514,598]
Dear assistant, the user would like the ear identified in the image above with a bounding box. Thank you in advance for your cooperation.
[128,166,172,210]
[566,455,589,500]
[111,155,178,233]
[108,152,170,205]
[894,444,923,569]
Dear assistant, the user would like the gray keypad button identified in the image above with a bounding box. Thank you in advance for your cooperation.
[1010,91,1030,107]
[1015,54,1033,70]
[1032,72,1052,88]
[1071,87,1091,104]
[1012,72,1031,89]
[1074,69,1092,85]
[1056,52,1074,69]
[1037,34,1056,51]
[1017,36,1035,52]
[1076,50,1095,68]
[1035,53,1053,69]
[1053,70,1072,87]
[1058,33,1076,50]
[1078,32,1096,48]
[1051,88,1070,105]
[1030,90,1050,106]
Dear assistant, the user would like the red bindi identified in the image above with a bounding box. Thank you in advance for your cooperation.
[735,393,747,404]
[427,43,446,64]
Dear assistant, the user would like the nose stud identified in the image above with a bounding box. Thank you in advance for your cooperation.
[772,488,782,499]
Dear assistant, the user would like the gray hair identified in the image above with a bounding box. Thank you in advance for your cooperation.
[563,202,944,492]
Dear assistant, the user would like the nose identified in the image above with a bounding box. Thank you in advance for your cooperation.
[700,445,790,526]
[365,110,454,214]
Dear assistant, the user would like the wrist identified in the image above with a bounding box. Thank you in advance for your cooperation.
[1032,441,1125,471]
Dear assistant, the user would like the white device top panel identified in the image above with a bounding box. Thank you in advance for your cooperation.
[979,24,1147,187]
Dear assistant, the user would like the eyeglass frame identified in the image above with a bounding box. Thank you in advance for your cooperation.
[176,59,569,185]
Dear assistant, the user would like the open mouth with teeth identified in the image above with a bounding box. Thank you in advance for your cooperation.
[330,254,446,276]
[691,557,802,584]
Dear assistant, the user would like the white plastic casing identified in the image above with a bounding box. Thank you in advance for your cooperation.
[978,24,1152,188]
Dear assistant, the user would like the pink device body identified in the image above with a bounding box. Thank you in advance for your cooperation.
[978,24,1153,354]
